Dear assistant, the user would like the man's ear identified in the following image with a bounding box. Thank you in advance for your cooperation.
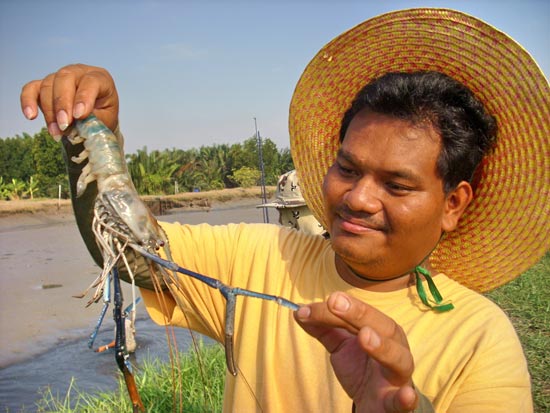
[441,181,473,232]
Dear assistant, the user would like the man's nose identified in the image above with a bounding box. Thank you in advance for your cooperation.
[343,176,383,213]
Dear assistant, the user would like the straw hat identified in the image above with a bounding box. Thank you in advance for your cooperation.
[289,8,550,292]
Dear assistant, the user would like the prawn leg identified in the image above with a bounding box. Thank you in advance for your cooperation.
[131,244,299,375]
[88,273,110,349]
[113,266,144,413]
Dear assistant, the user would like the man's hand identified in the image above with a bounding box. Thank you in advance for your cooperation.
[20,64,119,139]
[294,292,418,413]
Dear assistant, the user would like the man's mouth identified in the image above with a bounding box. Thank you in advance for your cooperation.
[335,207,388,234]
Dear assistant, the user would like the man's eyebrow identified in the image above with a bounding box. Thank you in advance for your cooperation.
[336,148,355,163]
[386,168,421,182]
[336,148,423,182]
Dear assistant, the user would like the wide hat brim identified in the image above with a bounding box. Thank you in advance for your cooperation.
[289,8,550,292]
[256,200,306,208]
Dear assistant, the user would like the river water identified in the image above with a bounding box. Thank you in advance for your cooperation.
[0,201,274,412]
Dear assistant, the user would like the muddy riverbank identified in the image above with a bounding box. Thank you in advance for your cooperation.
[0,198,276,412]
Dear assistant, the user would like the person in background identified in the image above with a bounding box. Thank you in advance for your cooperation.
[257,170,327,237]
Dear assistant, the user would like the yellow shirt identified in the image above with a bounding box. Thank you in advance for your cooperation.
[141,222,532,412]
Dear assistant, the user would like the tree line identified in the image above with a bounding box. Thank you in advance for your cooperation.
[0,128,294,200]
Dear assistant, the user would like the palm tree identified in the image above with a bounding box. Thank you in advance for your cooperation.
[126,147,180,195]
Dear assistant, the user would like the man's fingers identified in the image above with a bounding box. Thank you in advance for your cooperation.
[383,385,418,412]
[295,310,355,353]
[75,67,119,131]
[51,65,86,130]
[20,63,120,135]
[40,77,64,138]
[21,75,60,137]
[296,292,414,383]
[20,79,42,120]
[356,326,414,382]
[298,292,407,340]
[330,291,413,382]
[295,296,360,334]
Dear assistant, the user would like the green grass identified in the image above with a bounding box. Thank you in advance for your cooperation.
[14,253,550,413]
[486,251,550,413]
[32,342,225,413]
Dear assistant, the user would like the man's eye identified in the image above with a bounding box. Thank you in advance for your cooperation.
[337,164,355,176]
[387,182,412,193]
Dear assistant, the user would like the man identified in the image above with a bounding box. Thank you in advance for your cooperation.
[257,169,327,237]
[20,8,549,413]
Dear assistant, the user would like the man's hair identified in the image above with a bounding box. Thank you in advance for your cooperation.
[339,71,497,194]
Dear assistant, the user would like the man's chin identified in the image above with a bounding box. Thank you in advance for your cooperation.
[332,235,378,265]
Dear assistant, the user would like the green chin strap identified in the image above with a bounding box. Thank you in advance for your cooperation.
[414,266,454,312]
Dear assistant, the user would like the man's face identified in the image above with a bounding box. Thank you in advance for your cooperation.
[323,110,458,280]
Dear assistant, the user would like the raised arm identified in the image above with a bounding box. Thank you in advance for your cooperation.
[20,64,118,265]
[20,65,156,289]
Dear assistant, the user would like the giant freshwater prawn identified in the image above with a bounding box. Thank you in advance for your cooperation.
[65,114,299,412]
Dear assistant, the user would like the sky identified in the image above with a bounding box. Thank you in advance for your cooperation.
[1,0,548,154]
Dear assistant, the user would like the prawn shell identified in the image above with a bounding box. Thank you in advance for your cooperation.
[97,190,168,251]
[74,114,168,251]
